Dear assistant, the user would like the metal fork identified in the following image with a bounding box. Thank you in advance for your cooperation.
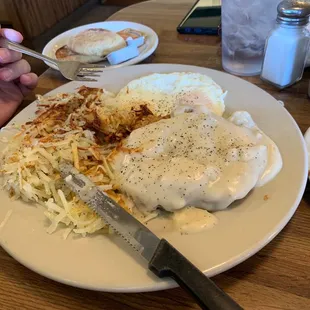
[2,38,105,82]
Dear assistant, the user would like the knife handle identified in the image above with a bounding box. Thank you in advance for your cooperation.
[149,239,243,310]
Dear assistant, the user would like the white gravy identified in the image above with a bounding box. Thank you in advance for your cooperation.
[112,111,282,229]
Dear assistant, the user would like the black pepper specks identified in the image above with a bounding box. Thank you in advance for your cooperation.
[115,112,266,212]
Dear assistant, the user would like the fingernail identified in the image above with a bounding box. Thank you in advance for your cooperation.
[21,74,33,85]
[22,74,31,83]
[0,68,13,81]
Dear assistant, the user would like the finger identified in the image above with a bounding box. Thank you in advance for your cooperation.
[0,28,23,43]
[20,72,38,90]
[0,99,21,127]
[0,47,22,64]
[17,82,32,97]
[0,59,30,81]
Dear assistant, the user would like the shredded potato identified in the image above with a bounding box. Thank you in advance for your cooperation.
[0,88,158,237]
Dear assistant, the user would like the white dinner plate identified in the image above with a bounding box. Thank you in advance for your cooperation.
[42,21,159,70]
[303,127,310,175]
[0,64,307,292]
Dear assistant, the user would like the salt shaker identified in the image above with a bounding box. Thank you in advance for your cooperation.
[261,0,310,89]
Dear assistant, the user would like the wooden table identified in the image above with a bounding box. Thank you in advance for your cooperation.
[1,1,310,309]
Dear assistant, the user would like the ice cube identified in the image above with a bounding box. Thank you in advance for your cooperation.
[222,0,281,57]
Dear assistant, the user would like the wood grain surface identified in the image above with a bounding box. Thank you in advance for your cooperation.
[1,1,310,309]
[6,0,88,39]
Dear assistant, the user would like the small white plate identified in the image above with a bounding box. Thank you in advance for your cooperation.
[42,21,159,70]
[304,127,310,174]
[0,64,307,292]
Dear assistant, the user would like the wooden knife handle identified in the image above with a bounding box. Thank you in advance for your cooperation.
[149,239,243,310]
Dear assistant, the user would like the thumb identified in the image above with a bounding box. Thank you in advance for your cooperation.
[0,28,23,43]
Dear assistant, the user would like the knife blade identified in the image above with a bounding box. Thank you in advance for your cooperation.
[59,160,243,310]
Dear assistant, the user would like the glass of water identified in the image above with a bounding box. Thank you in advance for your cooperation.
[221,0,281,76]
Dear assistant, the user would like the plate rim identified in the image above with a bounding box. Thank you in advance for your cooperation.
[42,20,159,71]
[0,64,308,292]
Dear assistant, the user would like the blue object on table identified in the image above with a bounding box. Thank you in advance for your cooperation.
[126,36,145,47]
[107,45,140,65]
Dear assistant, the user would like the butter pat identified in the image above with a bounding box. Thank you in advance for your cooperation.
[126,36,145,47]
[107,45,140,65]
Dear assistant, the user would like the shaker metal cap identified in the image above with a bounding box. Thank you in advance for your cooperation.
[277,0,310,25]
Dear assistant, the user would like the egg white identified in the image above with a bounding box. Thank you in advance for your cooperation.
[115,72,226,116]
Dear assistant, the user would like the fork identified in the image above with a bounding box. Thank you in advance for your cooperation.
[2,38,105,82]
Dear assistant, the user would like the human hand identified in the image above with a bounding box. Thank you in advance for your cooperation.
[0,28,38,126]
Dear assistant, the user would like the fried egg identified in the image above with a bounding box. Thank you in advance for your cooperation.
[91,72,226,140]
[115,72,226,117]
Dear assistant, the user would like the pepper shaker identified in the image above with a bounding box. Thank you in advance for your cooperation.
[261,0,310,89]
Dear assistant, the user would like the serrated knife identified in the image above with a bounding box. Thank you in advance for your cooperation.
[60,160,243,310]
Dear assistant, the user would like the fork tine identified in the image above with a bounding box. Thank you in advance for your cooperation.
[80,63,107,69]
[75,76,97,82]
[78,68,104,73]
[78,72,101,77]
